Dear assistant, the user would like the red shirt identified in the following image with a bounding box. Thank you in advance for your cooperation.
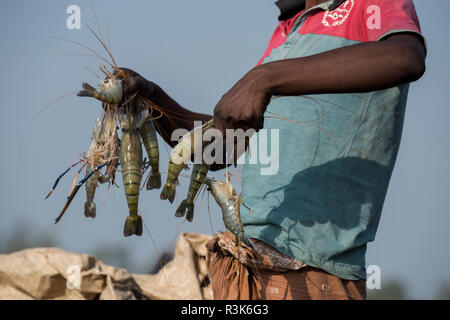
[258,0,424,66]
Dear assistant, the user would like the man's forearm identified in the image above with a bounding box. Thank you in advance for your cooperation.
[257,34,426,97]
[143,81,212,147]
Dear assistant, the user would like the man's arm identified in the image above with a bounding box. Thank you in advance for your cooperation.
[142,81,212,147]
[213,33,426,134]
[118,68,212,147]
[117,68,231,169]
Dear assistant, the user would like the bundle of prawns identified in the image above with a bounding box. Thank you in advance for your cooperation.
[82,108,120,219]
[46,72,123,224]
[44,11,170,236]
[47,65,166,234]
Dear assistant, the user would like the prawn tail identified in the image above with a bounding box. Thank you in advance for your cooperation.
[77,82,97,98]
[175,199,194,221]
[123,215,143,237]
[146,172,161,190]
[84,200,97,219]
[160,183,176,203]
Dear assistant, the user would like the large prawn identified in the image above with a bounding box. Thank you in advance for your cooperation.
[77,75,123,105]
[137,99,161,190]
[118,100,148,236]
[160,119,214,203]
[84,111,120,218]
[84,118,106,218]
[175,162,210,222]
[204,177,252,248]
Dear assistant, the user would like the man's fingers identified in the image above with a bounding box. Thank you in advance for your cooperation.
[122,77,140,95]
[250,116,264,132]
[117,67,138,77]
[213,117,226,137]
[122,78,131,95]
[113,67,143,95]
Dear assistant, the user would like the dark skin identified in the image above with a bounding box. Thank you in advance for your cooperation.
[213,33,426,135]
[119,3,426,168]
[117,67,211,147]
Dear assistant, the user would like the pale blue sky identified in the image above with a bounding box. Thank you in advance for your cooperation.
[0,0,448,299]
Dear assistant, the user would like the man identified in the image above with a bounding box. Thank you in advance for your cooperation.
[122,0,426,299]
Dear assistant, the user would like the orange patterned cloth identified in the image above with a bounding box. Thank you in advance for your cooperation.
[206,232,366,300]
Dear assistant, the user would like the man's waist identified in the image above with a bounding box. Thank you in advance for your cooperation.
[207,231,308,272]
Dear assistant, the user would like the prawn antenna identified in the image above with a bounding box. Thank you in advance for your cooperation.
[45,161,81,199]
[54,161,108,224]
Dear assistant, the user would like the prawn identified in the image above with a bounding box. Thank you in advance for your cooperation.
[160,119,214,203]
[137,99,161,190]
[77,65,126,105]
[118,99,148,236]
[204,177,251,248]
[175,162,210,222]
[84,113,120,218]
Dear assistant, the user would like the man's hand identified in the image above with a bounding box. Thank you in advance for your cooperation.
[213,68,271,135]
[114,67,155,99]
[112,67,213,147]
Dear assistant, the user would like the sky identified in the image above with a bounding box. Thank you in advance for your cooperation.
[0,0,449,299]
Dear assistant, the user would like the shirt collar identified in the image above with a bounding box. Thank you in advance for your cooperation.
[288,0,345,35]
[275,0,346,21]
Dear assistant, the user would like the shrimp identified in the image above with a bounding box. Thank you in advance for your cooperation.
[204,177,251,248]
[160,119,214,203]
[84,169,100,218]
[118,100,148,237]
[51,107,119,223]
[84,118,103,218]
[138,103,161,190]
[84,114,120,218]
[77,67,124,105]
[176,162,210,222]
